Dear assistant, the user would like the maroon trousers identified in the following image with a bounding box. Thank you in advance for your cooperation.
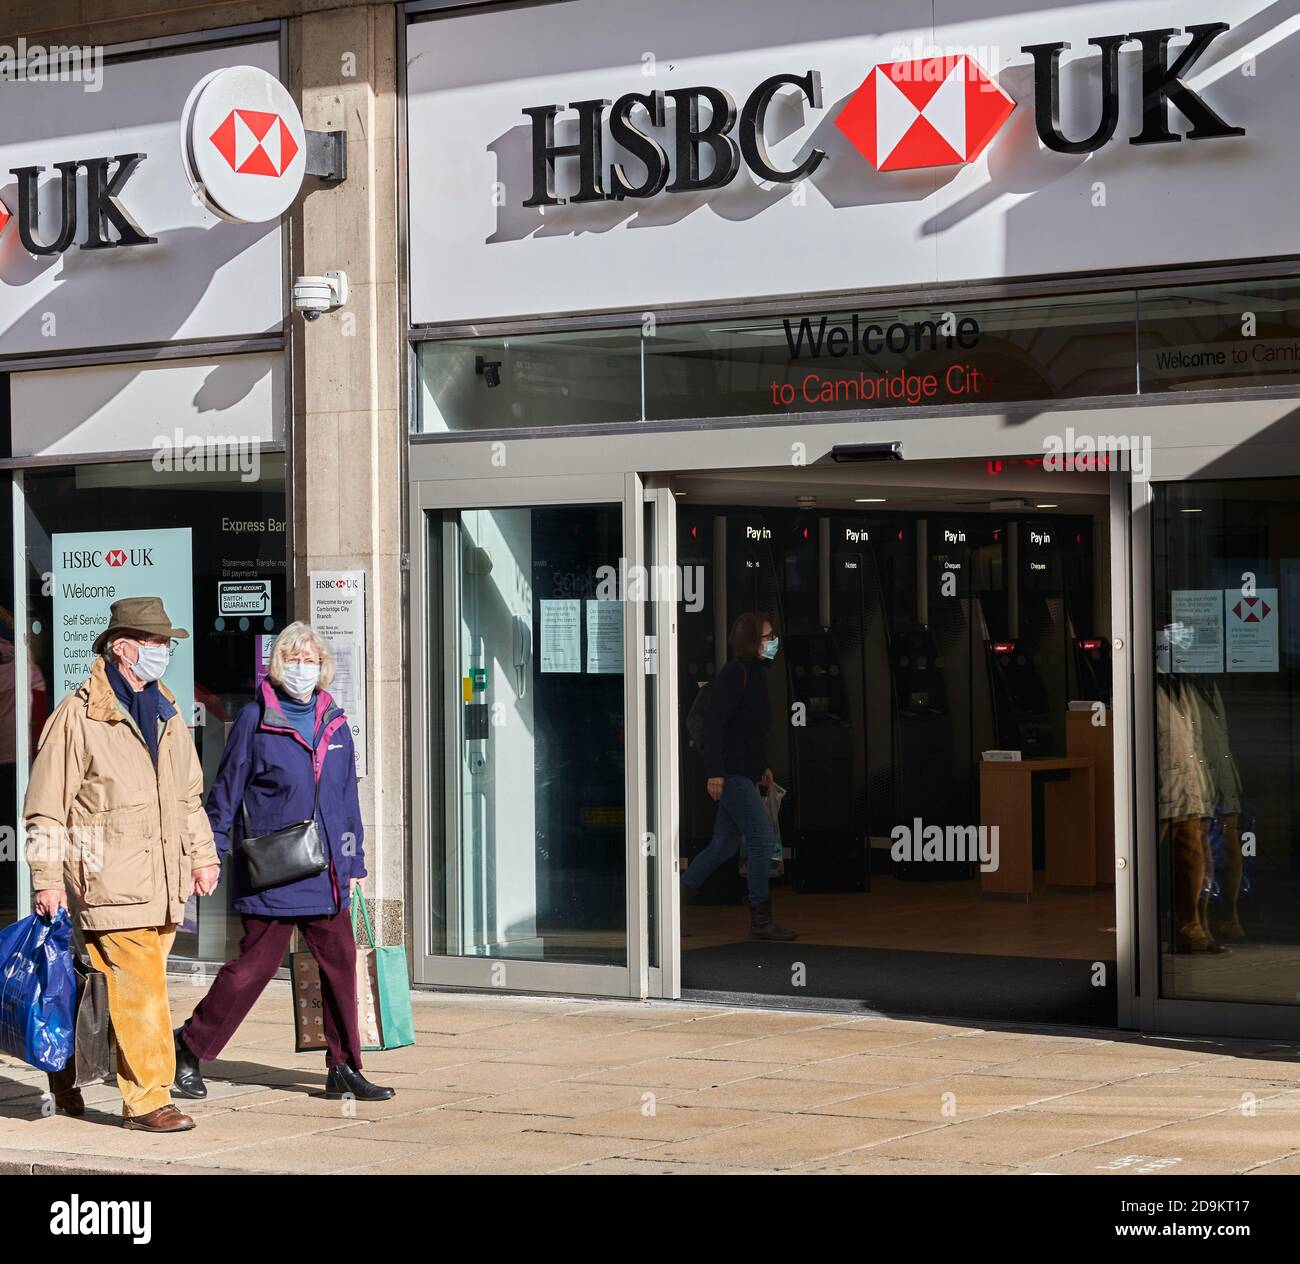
[181,907,362,1070]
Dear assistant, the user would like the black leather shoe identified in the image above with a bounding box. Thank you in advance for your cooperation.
[324,1063,395,1102]
[172,1027,207,1099]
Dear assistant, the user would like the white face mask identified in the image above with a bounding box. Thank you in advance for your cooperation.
[130,642,170,683]
[281,662,321,700]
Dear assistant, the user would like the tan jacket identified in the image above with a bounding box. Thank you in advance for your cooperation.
[23,657,218,932]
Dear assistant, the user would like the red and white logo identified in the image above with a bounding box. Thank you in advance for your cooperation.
[181,65,307,224]
[104,549,127,567]
[208,109,300,178]
[1232,595,1271,623]
[836,55,1015,172]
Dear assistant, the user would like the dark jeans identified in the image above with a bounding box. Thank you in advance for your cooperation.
[181,906,362,1070]
[683,774,774,907]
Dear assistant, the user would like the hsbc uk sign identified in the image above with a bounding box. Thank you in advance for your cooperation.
[522,20,1244,204]
[0,63,308,259]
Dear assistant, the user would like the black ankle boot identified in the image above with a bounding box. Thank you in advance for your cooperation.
[172,1027,207,1099]
[325,1063,395,1102]
[750,898,797,942]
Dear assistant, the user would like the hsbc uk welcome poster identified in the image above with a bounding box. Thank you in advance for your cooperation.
[52,528,196,719]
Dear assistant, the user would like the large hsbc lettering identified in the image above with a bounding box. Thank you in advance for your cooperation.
[523,71,827,206]
[522,21,1244,205]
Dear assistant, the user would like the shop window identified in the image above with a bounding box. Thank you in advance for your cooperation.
[1153,477,1300,1004]
[16,457,288,962]
[1140,281,1300,395]
[413,277,1300,435]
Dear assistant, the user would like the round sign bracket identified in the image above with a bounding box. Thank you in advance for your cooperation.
[303,129,348,183]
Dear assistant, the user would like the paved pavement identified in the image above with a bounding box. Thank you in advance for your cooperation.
[3,980,1300,1174]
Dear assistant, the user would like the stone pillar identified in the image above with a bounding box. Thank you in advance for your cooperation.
[287,4,404,946]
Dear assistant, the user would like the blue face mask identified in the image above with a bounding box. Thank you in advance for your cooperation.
[760,636,779,661]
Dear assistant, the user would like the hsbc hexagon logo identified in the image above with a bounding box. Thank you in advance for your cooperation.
[105,549,127,567]
[208,108,300,179]
[181,65,307,225]
[835,55,1015,172]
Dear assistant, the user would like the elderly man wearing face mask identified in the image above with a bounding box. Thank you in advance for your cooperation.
[24,596,220,1132]
[173,621,393,1103]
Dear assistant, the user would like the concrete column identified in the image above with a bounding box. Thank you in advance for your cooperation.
[288,5,404,946]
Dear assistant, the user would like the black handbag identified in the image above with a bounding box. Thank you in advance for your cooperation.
[239,773,328,891]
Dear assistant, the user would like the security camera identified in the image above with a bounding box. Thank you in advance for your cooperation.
[475,355,502,388]
[293,271,348,321]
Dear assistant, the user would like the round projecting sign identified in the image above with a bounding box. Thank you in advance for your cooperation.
[181,65,307,224]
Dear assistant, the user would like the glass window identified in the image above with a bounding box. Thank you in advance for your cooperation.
[1141,281,1300,395]
[428,504,628,966]
[414,277,1300,434]
[19,457,288,962]
[417,330,641,433]
[1153,477,1300,1004]
[643,292,1137,421]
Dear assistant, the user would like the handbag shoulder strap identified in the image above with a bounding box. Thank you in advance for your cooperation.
[240,748,323,835]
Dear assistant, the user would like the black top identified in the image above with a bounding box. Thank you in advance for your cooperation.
[703,658,770,781]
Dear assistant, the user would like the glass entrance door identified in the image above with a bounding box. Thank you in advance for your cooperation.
[410,474,660,997]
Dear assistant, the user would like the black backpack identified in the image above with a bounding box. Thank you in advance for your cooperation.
[685,665,746,748]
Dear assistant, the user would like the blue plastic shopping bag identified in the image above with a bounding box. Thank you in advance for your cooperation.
[0,909,76,1072]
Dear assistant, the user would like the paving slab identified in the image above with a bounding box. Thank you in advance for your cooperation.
[2,980,1296,1175]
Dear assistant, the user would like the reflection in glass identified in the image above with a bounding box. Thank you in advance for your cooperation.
[440,504,627,965]
[1154,478,1300,1004]
[21,459,288,962]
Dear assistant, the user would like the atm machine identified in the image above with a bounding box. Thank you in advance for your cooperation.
[830,515,894,885]
[887,516,965,877]
[677,512,719,873]
[983,520,1061,758]
[782,514,861,892]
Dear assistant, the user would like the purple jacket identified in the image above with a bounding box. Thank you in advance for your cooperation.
[206,680,365,918]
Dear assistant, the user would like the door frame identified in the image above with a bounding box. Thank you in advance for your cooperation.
[408,471,658,998]
[1133,448,1300,1040]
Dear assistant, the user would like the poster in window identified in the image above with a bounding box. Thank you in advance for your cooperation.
[1225,587,1279,673]
[52,528,196,720]
[585,600,624,674]
[539,599,580,672]
[1169,590,1223,673]
[309,570,367,776]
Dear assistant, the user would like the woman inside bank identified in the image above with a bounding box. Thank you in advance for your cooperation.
[173,622,394,1102]
[682,611,797,941]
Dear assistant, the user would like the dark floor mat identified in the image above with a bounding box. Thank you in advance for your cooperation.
[682,941,1118,1026]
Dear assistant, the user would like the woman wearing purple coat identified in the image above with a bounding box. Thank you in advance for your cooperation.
[173,622,394,1103]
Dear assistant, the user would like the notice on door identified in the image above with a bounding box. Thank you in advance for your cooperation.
[586,599,624,674]
[539,599,580,672]
[1225,587,1278,673]
[310,570,367,775]
[1170,590,1223,673]
[52,527,195,719]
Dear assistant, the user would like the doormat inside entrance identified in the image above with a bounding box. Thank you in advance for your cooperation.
[681,941,1118,1027]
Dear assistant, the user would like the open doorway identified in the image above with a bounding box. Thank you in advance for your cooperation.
[673,457,1119,1025]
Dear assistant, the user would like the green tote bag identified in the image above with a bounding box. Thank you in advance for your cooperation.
[352,897,415,1051]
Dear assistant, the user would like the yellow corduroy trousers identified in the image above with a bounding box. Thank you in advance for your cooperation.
[83,924,178,1117]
